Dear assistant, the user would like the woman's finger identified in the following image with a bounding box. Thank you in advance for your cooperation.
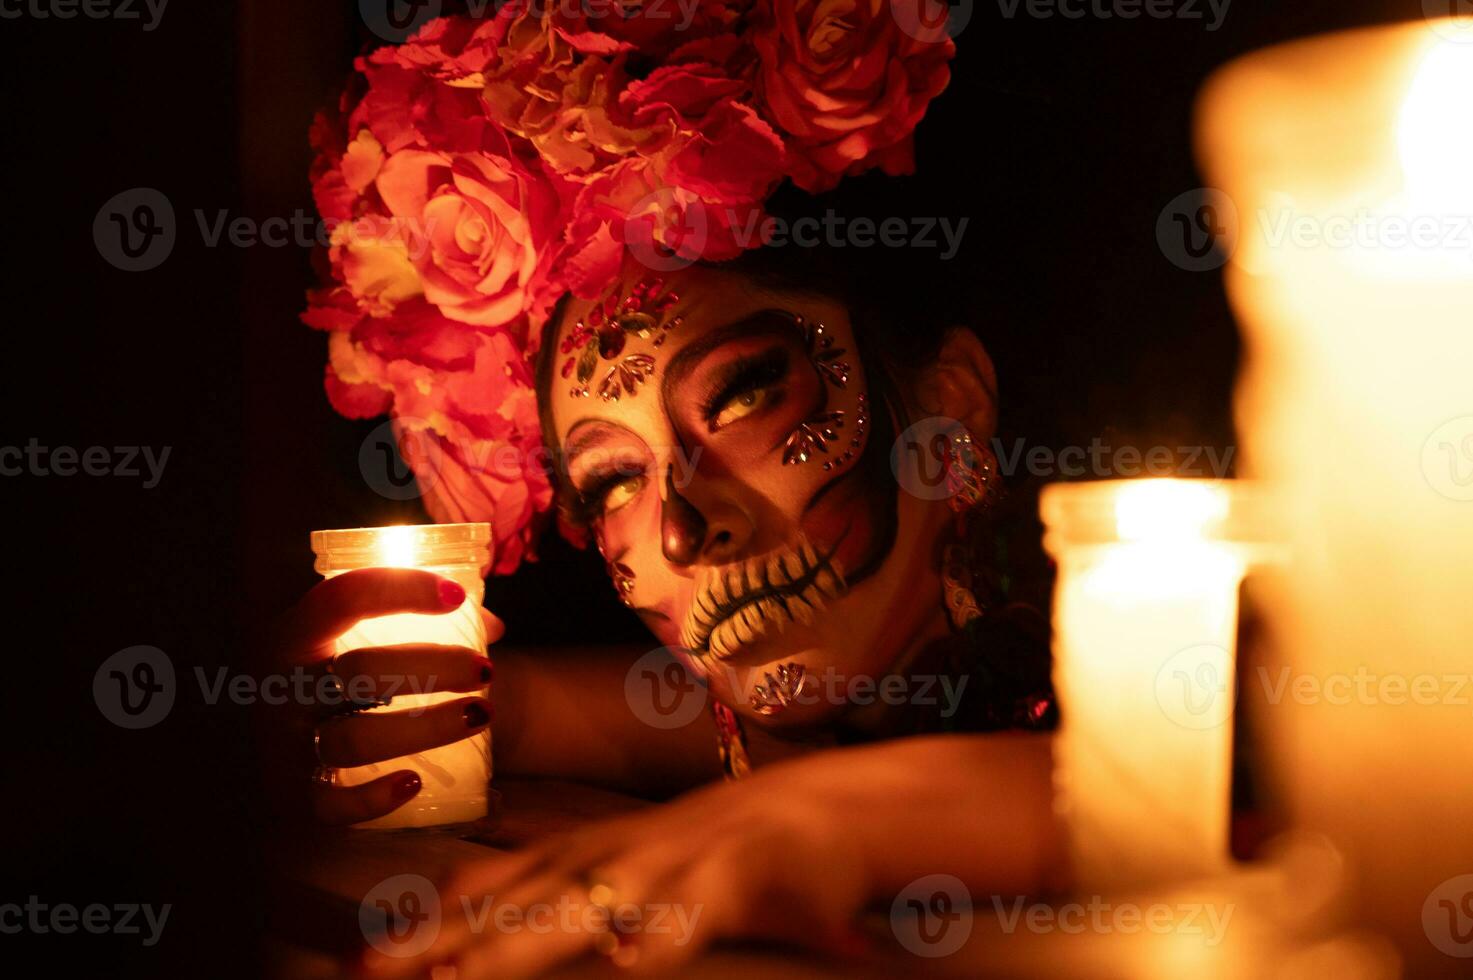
[453,891,600,980]
[359,851,556,979]
[330,644,492,702]
[278,567,468,660]
[310,770,422,826]
[315,696,491,767]
[450,836,693,978]
[443,869,609,980]
[618,849,742,973]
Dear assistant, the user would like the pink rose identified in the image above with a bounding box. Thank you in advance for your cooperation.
[751,0,954,192]
[373,140,565,328]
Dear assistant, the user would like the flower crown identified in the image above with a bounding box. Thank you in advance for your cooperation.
[304,0,955,574]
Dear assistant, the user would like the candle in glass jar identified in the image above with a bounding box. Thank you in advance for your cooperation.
[1197,21,1473,970]
[311,523,493,830]
[1042,479,1261,891]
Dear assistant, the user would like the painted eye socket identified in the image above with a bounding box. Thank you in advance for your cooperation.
[712,385,777,430]
[602,475,644,515]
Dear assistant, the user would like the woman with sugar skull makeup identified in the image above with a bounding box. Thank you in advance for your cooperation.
[275,2,1061,972]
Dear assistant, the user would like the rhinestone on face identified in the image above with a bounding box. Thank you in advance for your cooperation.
[596,323,626,358]
[564,277,680,398]
[750,663,812,715]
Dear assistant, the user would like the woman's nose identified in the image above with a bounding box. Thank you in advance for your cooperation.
[659,465,749,566]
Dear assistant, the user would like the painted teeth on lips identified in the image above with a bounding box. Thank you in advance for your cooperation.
[681,535,847,660]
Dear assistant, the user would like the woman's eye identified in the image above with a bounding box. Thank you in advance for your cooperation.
[712,386,776,430]
[601,475,644,515]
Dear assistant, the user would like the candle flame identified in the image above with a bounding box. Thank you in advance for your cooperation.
[1113,480,1228,542]
[376,524,419,568]
[1396,41,1473,214]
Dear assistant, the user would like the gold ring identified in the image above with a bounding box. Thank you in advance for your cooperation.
[311,728,337,786]
[582,871,638,966]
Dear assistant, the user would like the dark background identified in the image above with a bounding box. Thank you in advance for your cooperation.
[0,0,1428,973]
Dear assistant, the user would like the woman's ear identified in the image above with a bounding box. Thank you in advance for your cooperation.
[913,327,999,441]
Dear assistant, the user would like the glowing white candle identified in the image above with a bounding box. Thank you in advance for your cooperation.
[311,523,492,830]
[1197,20,1473,970]
[1042,479,1260,890]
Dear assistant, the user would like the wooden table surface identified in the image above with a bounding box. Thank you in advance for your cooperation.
[266,779,928,978]
[265,779,1310,979]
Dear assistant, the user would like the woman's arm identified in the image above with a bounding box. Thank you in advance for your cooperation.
[363,730,1063,978]
[830,732,1063,897]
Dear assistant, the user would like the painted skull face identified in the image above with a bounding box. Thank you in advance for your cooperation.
[548,261,954,725]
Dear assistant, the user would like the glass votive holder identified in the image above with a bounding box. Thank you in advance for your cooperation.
[310,523,492,830]
[1041,479,1269,891]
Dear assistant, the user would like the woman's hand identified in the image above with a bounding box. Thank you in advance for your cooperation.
[361,759,874,978]
[357,734,1059,978]
[259,567,499,826]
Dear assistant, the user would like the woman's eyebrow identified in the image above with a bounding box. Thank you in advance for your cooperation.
[563,419,637,465]
[660,308,798,397]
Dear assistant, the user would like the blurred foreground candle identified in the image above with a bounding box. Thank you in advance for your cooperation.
[311,523,492,830]
[1042,479,1264,891]
[1197,19,1473,971]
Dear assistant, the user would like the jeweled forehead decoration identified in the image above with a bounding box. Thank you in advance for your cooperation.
[560,276,683,401]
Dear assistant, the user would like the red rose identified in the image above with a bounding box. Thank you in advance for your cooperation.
[751,0,954,192]
[392,333,553,575]
[560,76,785,281]
[553,0,748,58]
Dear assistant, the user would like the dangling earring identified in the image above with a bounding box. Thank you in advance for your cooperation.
[940,426,1000,629]
[595,526,637,608]
[607,561,636,608]
[944,427,996,514]
[942,544,984,629]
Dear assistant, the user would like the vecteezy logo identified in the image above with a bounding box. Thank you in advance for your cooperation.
[1156,188,1238,273]
[1423,0,1473,43]
[93,645,175,729]
[624,647,707,729]
[1423,874,1473,958]
[1154,644,1235,730]
[891,416,966,501]
[360,873,442,959]
[359,0,442,43]
[360,418,442,501]
[891,874,972,957]
[623,188,707,273]
[1421,416,1473,502]
[93,188,176,272]
[890,0,973,40]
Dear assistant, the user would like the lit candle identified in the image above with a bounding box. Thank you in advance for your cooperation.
[1042,479,1262,890]
[1197,21,1473,971]
[310,523,493,830]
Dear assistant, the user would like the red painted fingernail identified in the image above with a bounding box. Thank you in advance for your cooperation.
[438,579,465,608]
[391,772,421,803]
[480,661,493,684]
[463,701,490,728]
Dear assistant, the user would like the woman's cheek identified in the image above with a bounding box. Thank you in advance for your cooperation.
[642,614,685,651]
